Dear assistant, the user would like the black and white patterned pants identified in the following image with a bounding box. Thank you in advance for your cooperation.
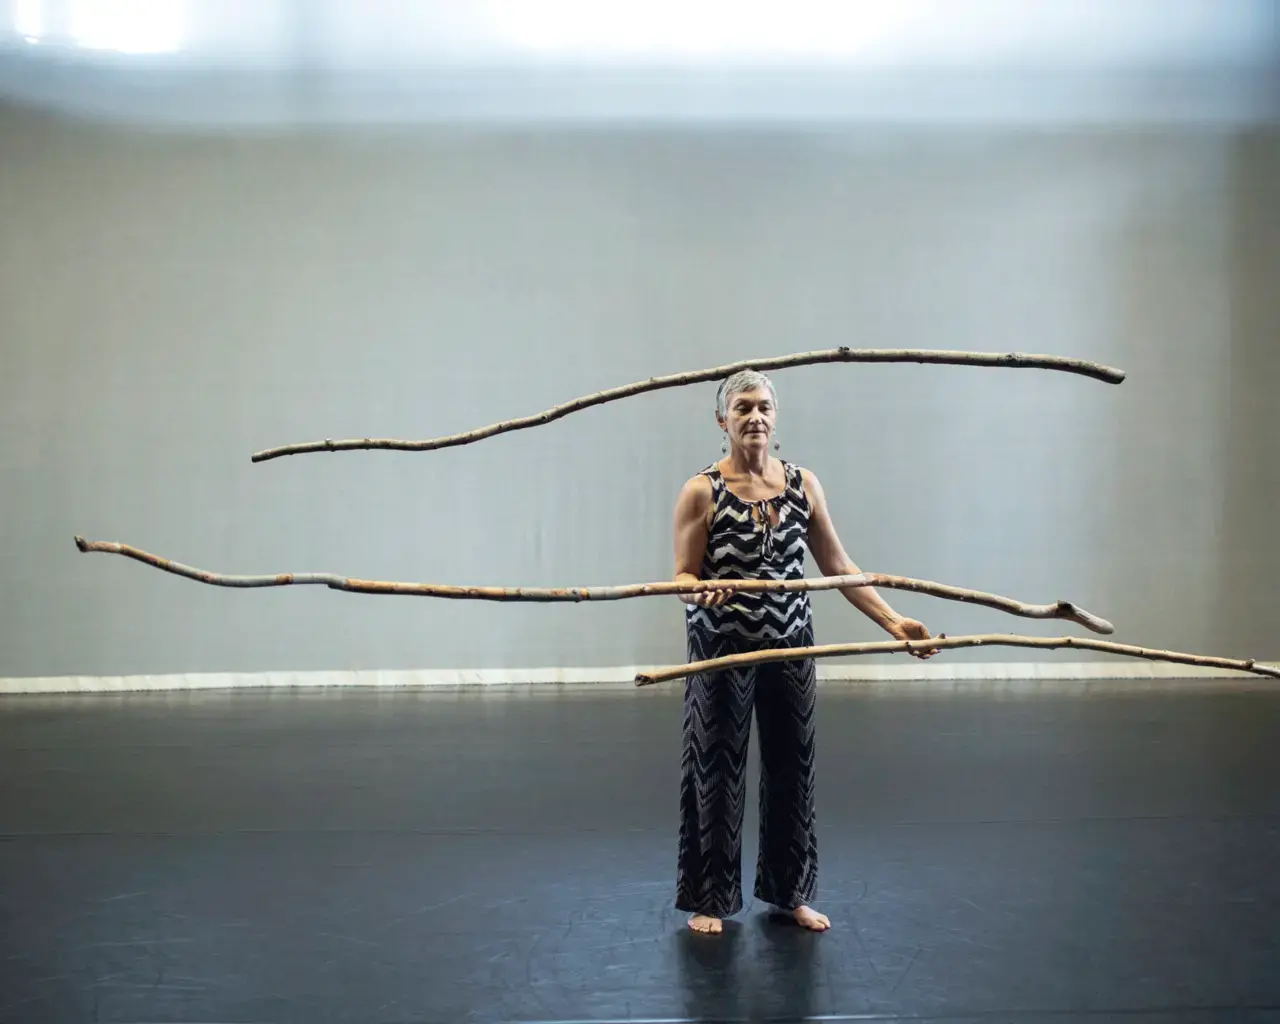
[675,621,818,918]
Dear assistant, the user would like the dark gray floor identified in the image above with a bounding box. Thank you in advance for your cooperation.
[1,680,1279,1024]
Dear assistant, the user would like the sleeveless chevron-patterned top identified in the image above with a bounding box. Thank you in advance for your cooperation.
[685,461,813,640]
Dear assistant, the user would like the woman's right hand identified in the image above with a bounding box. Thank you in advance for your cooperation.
[677,577,738,607]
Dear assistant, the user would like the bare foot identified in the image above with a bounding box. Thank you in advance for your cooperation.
[688,914,723,934]
[791,905,831,931]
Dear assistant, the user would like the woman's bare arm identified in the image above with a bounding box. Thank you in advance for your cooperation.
[802,468,936,656]
[673,475,733,607]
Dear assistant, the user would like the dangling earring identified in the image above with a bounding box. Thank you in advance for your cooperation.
[773,435,781,452]
[721,433,729,454]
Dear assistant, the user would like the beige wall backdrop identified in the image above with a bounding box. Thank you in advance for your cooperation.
[1,104,1276,678]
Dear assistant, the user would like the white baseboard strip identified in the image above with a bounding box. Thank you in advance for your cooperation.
[0,660,1270,695]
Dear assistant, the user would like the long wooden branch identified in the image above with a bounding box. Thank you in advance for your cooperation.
[249,347,1126,462]
[633,634,1280,686]
[73,536,1114,634]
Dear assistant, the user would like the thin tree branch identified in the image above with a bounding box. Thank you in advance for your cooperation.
[633,634,1280,686]
[249,347,1126,462]
[73,536,1114,634]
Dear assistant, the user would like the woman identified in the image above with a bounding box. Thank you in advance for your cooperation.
[672,369,935,934]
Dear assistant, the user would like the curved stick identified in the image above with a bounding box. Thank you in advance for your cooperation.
[249,347,1126,462]
[634,634,1280,686]
[73,536,1114,634]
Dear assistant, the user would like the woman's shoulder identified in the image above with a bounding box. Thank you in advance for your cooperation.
[674,469,718,524]
[677,467,718,500]
[782,461,818,505]
[781,459,812,483]
[689,462,723,487]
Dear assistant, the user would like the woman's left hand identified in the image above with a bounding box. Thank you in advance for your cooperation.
[887,617,939,659]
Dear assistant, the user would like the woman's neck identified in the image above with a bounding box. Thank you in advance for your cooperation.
[725,448,771,478]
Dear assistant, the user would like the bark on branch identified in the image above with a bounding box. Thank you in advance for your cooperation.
[249,347,1126,462]
[634,634,1280,686]
[73,536,1114,634]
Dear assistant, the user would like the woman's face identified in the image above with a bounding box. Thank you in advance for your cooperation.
[719,387,776,454]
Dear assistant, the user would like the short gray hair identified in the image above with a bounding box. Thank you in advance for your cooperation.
[716,370,778,418]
